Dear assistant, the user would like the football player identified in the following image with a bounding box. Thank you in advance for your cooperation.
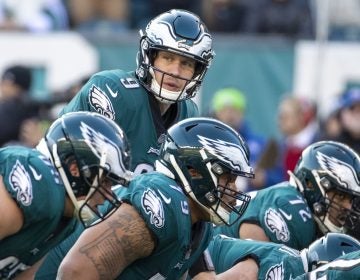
[201,232,360,280]
[0,111,132,279]
[54,117,254,279]
[60,9,215,175]
[215,140,360,249]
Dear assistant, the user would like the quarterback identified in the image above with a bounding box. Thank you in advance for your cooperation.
[60,9,215,175]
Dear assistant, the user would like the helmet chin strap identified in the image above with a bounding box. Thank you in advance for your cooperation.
[167,152,221,224]
[36,138,52,159]
[323,215,344,234]
[313,214,344,235]
[51,144,97,224]
[154,160,175,179]
[287,170,304,192]
[149,68,197,104]
[150,75,181,104]
[199,149,230,225]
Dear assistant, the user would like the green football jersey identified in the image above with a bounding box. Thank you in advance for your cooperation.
[293,251,360,280]
[0,146,77,278]
[208,234,306,279]
[60,70,199,173]
[36,173,213,280]
[214,182,317,249]
[119,172,213,279]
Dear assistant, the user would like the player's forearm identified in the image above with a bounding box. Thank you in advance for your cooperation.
[57,203,155,279]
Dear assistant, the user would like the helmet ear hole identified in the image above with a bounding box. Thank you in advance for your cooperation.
[188,167,202,179]
[320,177,332,190]
[313,202,326,216]
[211,163,224,176]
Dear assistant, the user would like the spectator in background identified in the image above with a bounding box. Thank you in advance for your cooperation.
[210,87,283,191]
[130,0,200,30]
[200,0,247,33]
[0,0,69,32]
[277,95,318,178]
[18,75,91,148]
[243,0,314,38]
[0,65,40,147]
[315,98,342,142]
[332,87,360,154]
[66,0,129,33]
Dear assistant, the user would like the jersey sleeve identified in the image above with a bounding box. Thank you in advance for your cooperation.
[255,189,316,249]
[1,149,65,227]
[60,70,125,119]
[216,185,317,250]
[121,176,192,246]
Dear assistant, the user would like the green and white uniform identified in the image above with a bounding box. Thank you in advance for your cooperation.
[36,172,212,280]
[60,70,199,173]
[208,234,306,279]
[119,172,212,279]
[214,182,317,250]
[0,146,77,279]
[293,251,360,280]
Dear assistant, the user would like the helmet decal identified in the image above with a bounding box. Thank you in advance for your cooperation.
[80,121,128,174]
[265,262,284,280]
[88,85,115,120]
[316,151,360,190]
[136,10,214,103]
[141,188,165,228]
[9,160,33,206]
[265,208,290,242]
[41,111,132,228]
[156,117,252,226]
[197,135,250,172]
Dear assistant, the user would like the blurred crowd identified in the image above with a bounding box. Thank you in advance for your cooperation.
[207,85,360,192]
[0,0,360,40]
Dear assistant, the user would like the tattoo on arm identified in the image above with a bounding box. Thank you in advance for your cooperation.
[78,203,155,278]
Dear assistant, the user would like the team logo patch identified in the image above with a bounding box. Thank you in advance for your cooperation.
[265,262,284,280]
[316,151,360,190]
[80,122,128,174]
[141,188,165,228]
[197,135,252,174]
[88,85,115,120]
[9,160,33,206]
[265,208,290,242]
